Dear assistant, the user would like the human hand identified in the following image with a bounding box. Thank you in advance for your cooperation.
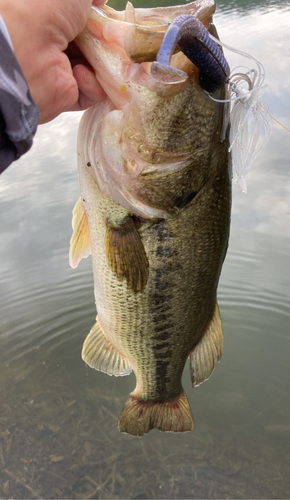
[1,0,107,124]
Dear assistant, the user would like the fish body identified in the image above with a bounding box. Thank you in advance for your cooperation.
[70,0,231,436]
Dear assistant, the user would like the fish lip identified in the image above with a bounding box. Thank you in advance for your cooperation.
[82,0,216,69]
[91,0,216,26]
[89,0,216,27]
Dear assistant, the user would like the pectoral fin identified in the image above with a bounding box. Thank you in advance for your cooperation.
[69,197,91,269]
[189,302,224,387]
[82,319,132,376]
[105,216,149,293]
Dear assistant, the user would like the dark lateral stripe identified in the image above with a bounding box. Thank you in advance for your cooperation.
[153,314,169,323]
[155,360,169,396]
[155,332,172,342]
[154,341,171,350]
[154,351,172,359]
[154,322,174,333]
[152,294,167,304]
[151,302,172,313]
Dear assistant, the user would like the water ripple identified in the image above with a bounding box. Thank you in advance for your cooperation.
[1,242,289,363]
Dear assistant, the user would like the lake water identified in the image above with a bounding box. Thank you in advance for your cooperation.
[0,0,290,498]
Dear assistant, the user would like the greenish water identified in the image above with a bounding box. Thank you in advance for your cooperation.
[0,0,290,498]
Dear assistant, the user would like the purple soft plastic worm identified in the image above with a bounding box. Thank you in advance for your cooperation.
[151,14,230,92]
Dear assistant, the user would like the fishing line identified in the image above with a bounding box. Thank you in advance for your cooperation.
[207,33,273,193]
[261,110,290,133]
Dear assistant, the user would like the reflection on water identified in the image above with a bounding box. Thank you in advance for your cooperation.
[1,233,290,499]
[0,0,290,498]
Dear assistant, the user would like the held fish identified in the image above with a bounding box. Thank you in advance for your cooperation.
[69,0,231,436]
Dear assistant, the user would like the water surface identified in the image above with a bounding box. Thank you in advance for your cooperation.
[0,0,289,498]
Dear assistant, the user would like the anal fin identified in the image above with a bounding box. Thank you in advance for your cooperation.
[189,301,224,387]
[82,319,132,377]
[69,197,91,269]
[105,216,149,293]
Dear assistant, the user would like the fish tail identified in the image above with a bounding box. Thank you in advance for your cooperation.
[118,390,193,436]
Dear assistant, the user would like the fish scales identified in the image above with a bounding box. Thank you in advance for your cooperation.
[70,0,231,436]
[76,147,230,429]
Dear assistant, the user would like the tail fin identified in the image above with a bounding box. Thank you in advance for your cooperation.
[118,390,193,436]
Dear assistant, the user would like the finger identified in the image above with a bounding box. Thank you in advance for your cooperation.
[69,91,100,111]
[38,55,79,123]
[67,64,107,111]
[73,64,107,101]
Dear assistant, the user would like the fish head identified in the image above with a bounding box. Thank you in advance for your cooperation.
[75,0,229,219]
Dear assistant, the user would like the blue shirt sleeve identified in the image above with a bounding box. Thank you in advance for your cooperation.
[0,15,40,173]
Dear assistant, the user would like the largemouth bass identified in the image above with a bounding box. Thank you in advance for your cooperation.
[70,0,231,436]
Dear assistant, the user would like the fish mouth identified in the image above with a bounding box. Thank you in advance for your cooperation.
[76,0,217,84]
[96,0,215,62]
[74,0,228,221]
